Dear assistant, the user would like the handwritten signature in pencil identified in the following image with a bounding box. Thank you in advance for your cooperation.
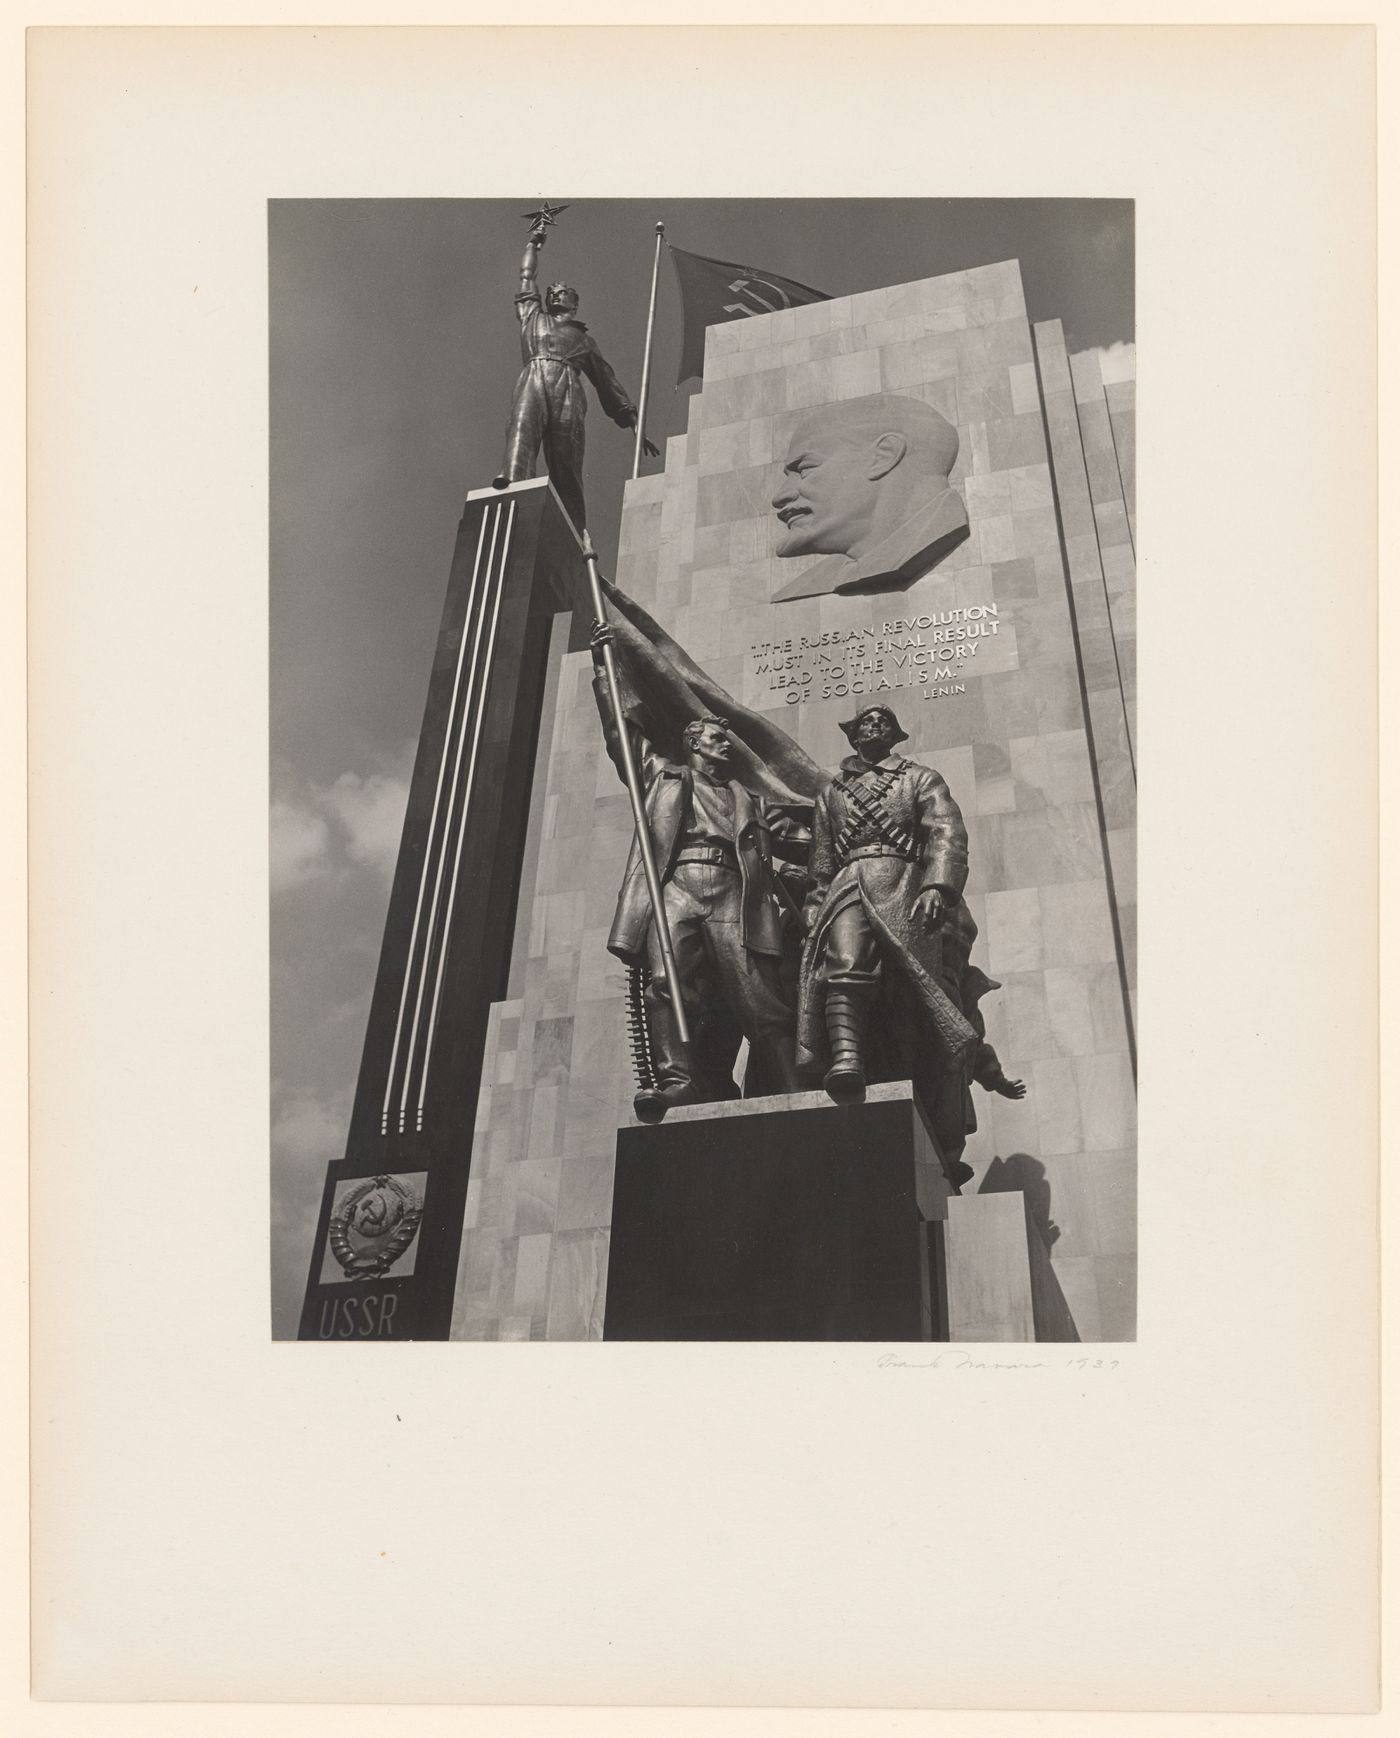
[876,1352,1121,1372]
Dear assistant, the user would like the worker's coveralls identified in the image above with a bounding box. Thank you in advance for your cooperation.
[499,288,637,535]
[592,663,805,1103]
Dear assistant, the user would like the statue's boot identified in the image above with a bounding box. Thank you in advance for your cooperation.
[633,995,698,1125]
[632,1081,698,1124]
[923,1074,976,1190]
[940,1135,975,1193]
[823,989,868,1103]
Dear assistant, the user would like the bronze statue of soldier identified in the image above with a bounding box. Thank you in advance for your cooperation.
[493,206,657,534]
[799,703,1020,1172]
[590,622,806,1123]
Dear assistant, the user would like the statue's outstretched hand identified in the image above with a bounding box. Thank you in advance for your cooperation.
[620,412,659,458]
[994,1077,1027,1100]
[913,887,946,932]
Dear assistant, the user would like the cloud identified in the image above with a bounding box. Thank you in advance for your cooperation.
[271,1087,349,1167]
[323,768,410,877]
[1091,215,1129,269]
[270,798,331,892]
[1076,340,1136,386]
[271,745,412,896]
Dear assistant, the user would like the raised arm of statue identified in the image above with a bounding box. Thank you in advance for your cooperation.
[589,621,663,785]
[588,623,629,775]
[517,228,545,301]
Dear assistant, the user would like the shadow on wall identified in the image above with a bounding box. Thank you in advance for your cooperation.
[975,1149,1081,1343]
[980,1151,1059,1251]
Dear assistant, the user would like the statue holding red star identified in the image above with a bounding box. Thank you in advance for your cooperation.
[492,204,657,533]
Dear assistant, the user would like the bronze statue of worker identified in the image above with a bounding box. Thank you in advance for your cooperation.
[493,207,657,535]
[590,621,807,1124]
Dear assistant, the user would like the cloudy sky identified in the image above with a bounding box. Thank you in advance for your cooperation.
[269,197,1134,1336]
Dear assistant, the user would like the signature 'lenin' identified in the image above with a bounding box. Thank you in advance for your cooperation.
[770,393,969,602]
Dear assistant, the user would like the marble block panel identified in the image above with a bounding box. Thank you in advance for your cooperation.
[545,1230,610,1340]
[985,887,1045,975]
[1105,379,1137,536]
[1046,1254,1103,1342]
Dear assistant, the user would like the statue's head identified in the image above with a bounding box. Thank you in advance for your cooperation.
[681,714,733,777]
[545,282,580,317]
[771,394,960,561]
[839,704,909,759]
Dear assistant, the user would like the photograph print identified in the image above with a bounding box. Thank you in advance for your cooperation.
[270,197,1137,1344]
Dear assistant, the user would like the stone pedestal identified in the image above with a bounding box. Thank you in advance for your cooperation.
[603,1083,958,1341]
[601,1078,1080,1344]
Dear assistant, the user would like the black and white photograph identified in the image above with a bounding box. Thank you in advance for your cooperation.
[24,20,1379,1721]
[273,197,1138,1343]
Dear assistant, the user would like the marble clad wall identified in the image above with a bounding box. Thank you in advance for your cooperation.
[451,260,1138,1343]
[1105,377,1137,545]
[1034,324,1138,1028]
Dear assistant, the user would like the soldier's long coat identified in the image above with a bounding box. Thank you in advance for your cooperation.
[796,754,980,1076]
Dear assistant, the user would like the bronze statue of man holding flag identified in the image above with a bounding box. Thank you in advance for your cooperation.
[589,620,809,1122]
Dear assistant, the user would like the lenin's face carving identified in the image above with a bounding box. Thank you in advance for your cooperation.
[772,424,887,559]
[768,394,968,601]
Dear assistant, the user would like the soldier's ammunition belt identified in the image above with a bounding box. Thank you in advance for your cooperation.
[842,843,918,864]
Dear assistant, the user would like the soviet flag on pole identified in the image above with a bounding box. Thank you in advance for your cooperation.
[669,245,831,383]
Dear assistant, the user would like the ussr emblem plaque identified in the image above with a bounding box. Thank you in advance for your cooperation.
[320,1173,426,1284]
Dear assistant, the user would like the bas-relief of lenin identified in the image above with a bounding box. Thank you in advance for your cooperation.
[769,393,969,602]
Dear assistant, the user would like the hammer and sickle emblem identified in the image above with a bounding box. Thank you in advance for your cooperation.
[723,276,794,317]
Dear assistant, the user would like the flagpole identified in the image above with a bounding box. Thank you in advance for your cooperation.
[631,221,665,478]
[580,531,690,1047]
